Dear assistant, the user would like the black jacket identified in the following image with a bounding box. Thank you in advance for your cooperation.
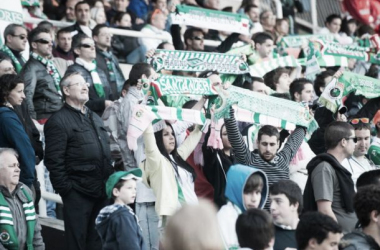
[95,48,125,100]
[96,205,146,250]
[65,63,111,116]
[21,57,64,120]
[65,22,86,36]
[111,27,140,62]
[44,103,114,198]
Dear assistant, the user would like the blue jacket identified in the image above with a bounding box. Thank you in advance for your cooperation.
[225,164,269,212]
[0,107,35,187]
[95,204,146,250]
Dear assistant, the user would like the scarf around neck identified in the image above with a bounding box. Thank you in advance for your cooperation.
[30,52,62,95]
[75,57,105,98]
[1,45,24,73]
[100,50,116,82]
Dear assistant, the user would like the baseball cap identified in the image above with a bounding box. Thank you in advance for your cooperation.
[106,169,142,198]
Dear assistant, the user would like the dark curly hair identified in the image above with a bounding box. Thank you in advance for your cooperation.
[354,185,380,228]
[0,74,24,105]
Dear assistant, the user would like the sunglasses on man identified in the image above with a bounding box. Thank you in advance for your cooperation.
[11,34,27,40]
[191,36,204,41]
[34,39,52,44]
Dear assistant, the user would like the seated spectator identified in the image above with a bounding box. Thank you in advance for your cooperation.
[260,10,276,37]
[319,14,353,45]
[128,0,152,22]
[252,32,274,61]
[264,67,291,94]
[236,208,275,250]
[163,200,224,250]
[107,0,142,26]
[0,24,28,74]
[93,24,125,99]
[90,6,107,25]
[217,164,268,249]
[183,27,206,51]
[243,76,269,94]
[245,4,263,35]
[96,169,146,250]
[289,78,314,104]
[342,119,378,188]
[65,33,112,116]
[296,212,342,250]
[274,18,289,43]
[270,180,302,250]
[22,27,64,122]
[0,74,36,188]
[53,27,75,61]
[341,185,380,249]
[0,148,44,250]
[66,1,96,37]
[111,12,141,63]
[139,9,172,54]
[61,0,80,22]
[304,121,357,233]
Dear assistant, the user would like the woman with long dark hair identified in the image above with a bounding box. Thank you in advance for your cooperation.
[0,74,35,188]
[141,120,202,228]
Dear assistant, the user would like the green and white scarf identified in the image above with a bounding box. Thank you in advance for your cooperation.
[30,52,62,95]
[100,51,116,82]
[147,50,250,74]
[0,45,24,73]
[319,72,380,113]
[75,58,105,98]
[249,56,300,77]
[298,55,348,67]
[277,34,335,48]
[21,0,39,6]
[171,4,251,35]
[0,186,36,250]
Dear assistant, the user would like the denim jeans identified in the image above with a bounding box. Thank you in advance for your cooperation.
[126,46,147,64]
[136,202,159,250]
[44,167,56,218]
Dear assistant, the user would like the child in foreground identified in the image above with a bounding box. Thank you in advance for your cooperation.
[217,164,269,249]
[95,169,146,250]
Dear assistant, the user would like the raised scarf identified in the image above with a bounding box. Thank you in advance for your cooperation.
[0,186,36,250]
[30,52,62,95]
[0,46,24,73]
[75,58,105,98]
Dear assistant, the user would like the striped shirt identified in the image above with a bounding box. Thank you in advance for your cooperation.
[224,109,306,208]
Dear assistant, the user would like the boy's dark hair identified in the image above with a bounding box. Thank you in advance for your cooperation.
[244,173,264,194]
[128,63,153,86]
[314,70,334,97]
[236,209,274,250]
[182,99,197,109]
[365,64,379,79]
[75,1,90,12]
[325,14,341,25]
[252,32,273,45]
[270,180,303,214]
[92,24,108,37]
[296,212,342,250]
[71,33,91,56]
[120,79,131,97]
[113,12,131,25]
[244,4,259,14]
[28,27,51,48]
[357,24,375,37]
[242,76,264,91]
[356,170,380,189]
[257,125,280,142]
[111,179,128,200]
[263,67,289,90]
[324,121,354,149]
[354,185,380,228]
[289,78,313,101]
[184,27,205,46]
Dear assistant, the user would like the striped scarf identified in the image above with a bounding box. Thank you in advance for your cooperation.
[75,58,105,98]
[0,186,36,250]
[30,52,62,95]
[0,45,24,73]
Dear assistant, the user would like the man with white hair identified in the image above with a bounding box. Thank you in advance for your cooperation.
[0,148,44,250]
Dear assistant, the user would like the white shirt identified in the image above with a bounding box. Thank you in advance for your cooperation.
[342,155,376,189]
[139,24,173,51]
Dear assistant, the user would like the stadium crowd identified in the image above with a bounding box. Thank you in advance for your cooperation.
[1,0,380,250]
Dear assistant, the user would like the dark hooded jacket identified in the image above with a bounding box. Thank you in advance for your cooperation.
[341,230,380,250]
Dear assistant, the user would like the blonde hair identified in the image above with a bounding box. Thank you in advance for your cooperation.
[163,200,224,250]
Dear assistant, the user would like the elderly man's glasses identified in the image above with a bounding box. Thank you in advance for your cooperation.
[67,82,90,88]
[11,34,27,40]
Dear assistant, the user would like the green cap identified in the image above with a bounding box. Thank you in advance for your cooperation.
[106,169,143,198]
[369,144,380,166]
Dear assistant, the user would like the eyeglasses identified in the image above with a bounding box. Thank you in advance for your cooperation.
[344,137,358,143]
[11,34,27,40]
[349,118,370,125]
[80,44,95,48]
[192,36,204,41]
[34,39,52,44]
[67,82,90,88]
